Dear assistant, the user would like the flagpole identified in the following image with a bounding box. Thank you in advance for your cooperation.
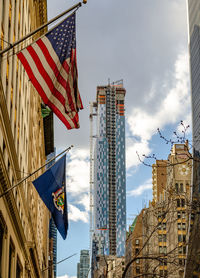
[0,145,73,199]
[42,253,77,272]
[0,2,83,56]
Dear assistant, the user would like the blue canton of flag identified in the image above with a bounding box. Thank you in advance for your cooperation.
[47,14,76,64]
[32,155,68,239]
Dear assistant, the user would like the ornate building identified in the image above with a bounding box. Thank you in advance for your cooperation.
[143,143,191,278]
[125,143,192,278]
[0,0,54,277]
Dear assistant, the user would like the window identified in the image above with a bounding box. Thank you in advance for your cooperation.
[178,235,182,242]
[135,248,139,255]
[136,259,140,264]
[159,259,167,266]
[178,235,186,242]
[175,183,178,193]
[181,199,185,207]
[135,239,139,245]
[177,199,180,207]
[159,246,167,254]
[178,223,181,230]
[182,223,186,230]
[16,257,23,278]
[136,266,140,274]
[180,183,183,192]
[0,215,6,275]
[8,238,15,278]
[177,212,181,219]
[159,234,166,242]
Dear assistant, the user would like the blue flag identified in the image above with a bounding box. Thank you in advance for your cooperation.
[32,155,68,239]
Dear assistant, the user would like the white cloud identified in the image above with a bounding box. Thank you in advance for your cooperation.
[66,149,90,196]
[126,138,151,169]
[65,149,90,223]
[68,204,89,223]
[126,52,190,170]
[128,179,152,197]
[77,194,90,212]
[128,52,189,140]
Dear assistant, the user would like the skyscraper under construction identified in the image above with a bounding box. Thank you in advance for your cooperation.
[90,81,126,257]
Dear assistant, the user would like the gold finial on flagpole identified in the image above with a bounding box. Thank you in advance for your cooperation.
[83,0,87,3]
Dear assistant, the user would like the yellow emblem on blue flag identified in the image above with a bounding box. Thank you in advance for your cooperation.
[52,188,65,213]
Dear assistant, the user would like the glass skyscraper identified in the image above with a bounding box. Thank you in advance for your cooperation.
[77,250,90,278]
[185,2,200,276]
[91,82,126,257]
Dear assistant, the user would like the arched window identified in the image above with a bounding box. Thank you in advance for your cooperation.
[175,183,178,193]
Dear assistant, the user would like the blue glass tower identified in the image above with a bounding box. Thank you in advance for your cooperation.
[77,250,90,278]
[185,2,200,276]
[92,83,126,257]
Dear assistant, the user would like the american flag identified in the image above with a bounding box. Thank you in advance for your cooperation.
[17,12,83,129]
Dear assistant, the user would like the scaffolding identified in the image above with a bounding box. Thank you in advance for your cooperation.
[106,86,117,255]
[89,102,97,253]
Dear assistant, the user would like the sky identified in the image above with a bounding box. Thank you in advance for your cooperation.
[47,0,191,277]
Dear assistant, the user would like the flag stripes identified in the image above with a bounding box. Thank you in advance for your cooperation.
[17,12,83,129]
[17,48,79,129]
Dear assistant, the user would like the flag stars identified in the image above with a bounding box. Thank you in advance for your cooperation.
[46,15,76,63]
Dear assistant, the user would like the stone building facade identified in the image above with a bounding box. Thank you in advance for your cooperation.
[125,143,192,278]
[107,256,125,278]
[125,210,144,277]
[0,1,52,277]
[143,143,191,278]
